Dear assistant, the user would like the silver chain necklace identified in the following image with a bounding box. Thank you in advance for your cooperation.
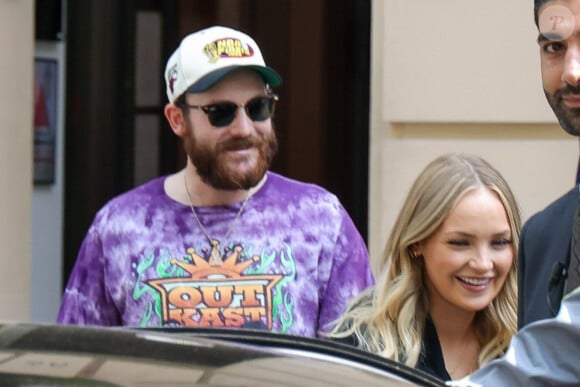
[183,172,253,266]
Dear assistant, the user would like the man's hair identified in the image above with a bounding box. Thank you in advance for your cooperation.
[534,0,551,26]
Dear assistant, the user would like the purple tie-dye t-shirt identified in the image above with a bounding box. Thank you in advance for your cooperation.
[57,172,374,337]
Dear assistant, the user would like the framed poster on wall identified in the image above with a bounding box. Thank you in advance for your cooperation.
[33,58,58,184]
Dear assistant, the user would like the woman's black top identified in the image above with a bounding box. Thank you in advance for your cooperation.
[417,317,451,380]
[330,317,451,381]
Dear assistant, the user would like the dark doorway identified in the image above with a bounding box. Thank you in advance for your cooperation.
[63,0,370,285]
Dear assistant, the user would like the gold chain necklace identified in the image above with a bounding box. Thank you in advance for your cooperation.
[183,172,253,266]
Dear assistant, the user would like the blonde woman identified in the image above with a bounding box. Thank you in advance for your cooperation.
[327,153,519,381]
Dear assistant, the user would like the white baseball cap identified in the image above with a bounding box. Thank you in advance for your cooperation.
[164,25,282,103]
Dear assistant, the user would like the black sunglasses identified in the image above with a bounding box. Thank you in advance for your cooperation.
[179,95,278,128]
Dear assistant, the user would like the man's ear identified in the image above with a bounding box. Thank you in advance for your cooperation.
[164,103,187,136]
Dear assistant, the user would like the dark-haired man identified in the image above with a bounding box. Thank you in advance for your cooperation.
[519,0,580,327]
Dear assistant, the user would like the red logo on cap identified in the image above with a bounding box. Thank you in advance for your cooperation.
[167,65,178,93]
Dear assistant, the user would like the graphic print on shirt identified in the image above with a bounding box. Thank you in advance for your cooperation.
[140,240,297,331]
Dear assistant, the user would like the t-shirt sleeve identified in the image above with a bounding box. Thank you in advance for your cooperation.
[316,205,374,336]
[56,223,120,326]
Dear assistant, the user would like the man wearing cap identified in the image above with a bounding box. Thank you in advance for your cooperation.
[57,26,374,338]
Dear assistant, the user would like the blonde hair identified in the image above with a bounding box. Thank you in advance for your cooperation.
[327,153,520,369]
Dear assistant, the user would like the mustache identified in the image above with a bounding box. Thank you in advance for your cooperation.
[557,85,580,99]
[218,136,260,151]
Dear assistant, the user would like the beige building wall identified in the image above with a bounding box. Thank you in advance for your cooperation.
[368,1,578,262]
[0,0,33,320]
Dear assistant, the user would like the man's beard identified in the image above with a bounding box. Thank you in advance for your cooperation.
[545,88,580,136]
[183,122,278,190]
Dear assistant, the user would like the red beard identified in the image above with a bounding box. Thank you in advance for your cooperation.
[183,122,278,190]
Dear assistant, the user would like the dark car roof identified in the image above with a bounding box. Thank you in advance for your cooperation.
[0,323,446,386]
